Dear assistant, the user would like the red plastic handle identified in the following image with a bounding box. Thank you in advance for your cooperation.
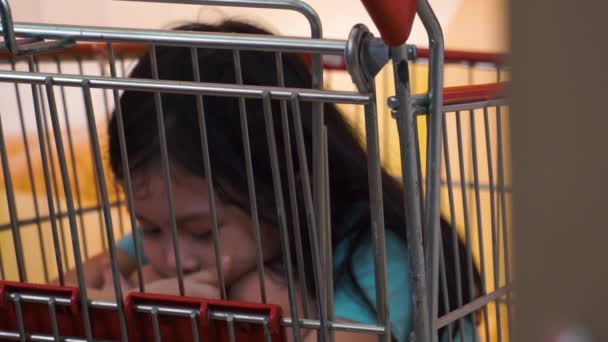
[0,281,285,341]
[361,0,418,46]
[0,281,84,338]
[125,292,285,342]
[442,83,507,105]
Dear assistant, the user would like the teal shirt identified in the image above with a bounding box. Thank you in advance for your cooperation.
[116,230,475,341]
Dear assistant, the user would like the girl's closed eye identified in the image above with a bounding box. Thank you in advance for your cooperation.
[191,229,214,241]
[141,226,162,238]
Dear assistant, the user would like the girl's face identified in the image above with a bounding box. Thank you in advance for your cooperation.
[131,164,281,281]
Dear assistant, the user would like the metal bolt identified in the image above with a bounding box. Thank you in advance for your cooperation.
[387,96,400,118]
[387,96,400,110]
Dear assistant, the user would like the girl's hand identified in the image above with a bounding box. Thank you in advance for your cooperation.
[229,267,316,342]
[141,272,219,298]
[138,256,233,299]
[58,249,137,290]
[126,264,163,289]
[59,253,109,289]
[100,268,132,294]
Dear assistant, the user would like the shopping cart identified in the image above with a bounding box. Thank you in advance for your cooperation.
[0,0,511,341]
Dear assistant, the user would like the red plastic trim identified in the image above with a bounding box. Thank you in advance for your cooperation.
[125,292,285,342]
[0,281,83,338]
[0,281,285,341]
[360,0,418,46]
[442,82,507,105]
[416,47,506,64]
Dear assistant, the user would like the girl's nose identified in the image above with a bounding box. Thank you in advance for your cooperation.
[165,247,200,275]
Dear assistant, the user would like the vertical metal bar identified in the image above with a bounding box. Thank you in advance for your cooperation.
[191,47,225,300]
[12,295,26,342]
[441,113,466,342]
[0,109,26,282]
[149,45,185,296]
[261,92,301,342]
[411,57,417,92]
[55,57,89,261]
[226,315,236,342]
[322,125,334,338]
[418,2,446,338]
[364,97,391,342]
[467,62,474,85]
[468,110,491,342]
[99,59,126,237]
[275,51,309,316]
[0,0,19,55]
[289,94,327,341]
[108,43,145,291]
[76,57,107,253]
[0,251,4,279]
[79,81,129,341]
[10,59,49,282]
[413,118,425,218]
[40,78,92,342]
[26,57,65,285]
[190,312,200,342]
[232,49,264,302]
[483,106,503,342]
[391,45,426,342]
[496,66,501,83]
[438,242,453,342]
[151,308,162,342]
[496,105,513,336]
[36,59,71,269]
[308,20,325,312]
[455,111,479,337]
[263,318,272,342]
[317,122,330,340]
[48,298,61,340]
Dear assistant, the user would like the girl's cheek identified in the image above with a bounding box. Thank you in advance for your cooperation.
[143,240,166,274]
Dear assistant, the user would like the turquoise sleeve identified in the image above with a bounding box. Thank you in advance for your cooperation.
[333,230,412,342]
[332,230,477,342]
[115,231,148,264]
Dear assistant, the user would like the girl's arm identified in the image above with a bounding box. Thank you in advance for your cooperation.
[59,249,137,289]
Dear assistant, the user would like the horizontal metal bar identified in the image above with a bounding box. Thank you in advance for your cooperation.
[0,331,110,342]
[210,311,268,324]
[0,331,59,341]
[135,304,199,317]
[0,70,371,104]
[9,293,71,305]
[413,99,508,116]
[0,201,124,232]
[6,292,386,335]
[117,0,322,38]
[3,22,345,55]
[437,285,512,328]
[281,318,385,334]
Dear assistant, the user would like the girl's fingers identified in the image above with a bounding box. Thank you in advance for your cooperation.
[186,256,233,285]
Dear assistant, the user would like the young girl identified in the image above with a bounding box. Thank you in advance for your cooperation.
[65,21,479,342]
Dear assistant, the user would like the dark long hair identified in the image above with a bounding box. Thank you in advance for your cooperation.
[108,20,480,338]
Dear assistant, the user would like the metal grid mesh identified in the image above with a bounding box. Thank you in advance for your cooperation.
[0,1,511,341]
